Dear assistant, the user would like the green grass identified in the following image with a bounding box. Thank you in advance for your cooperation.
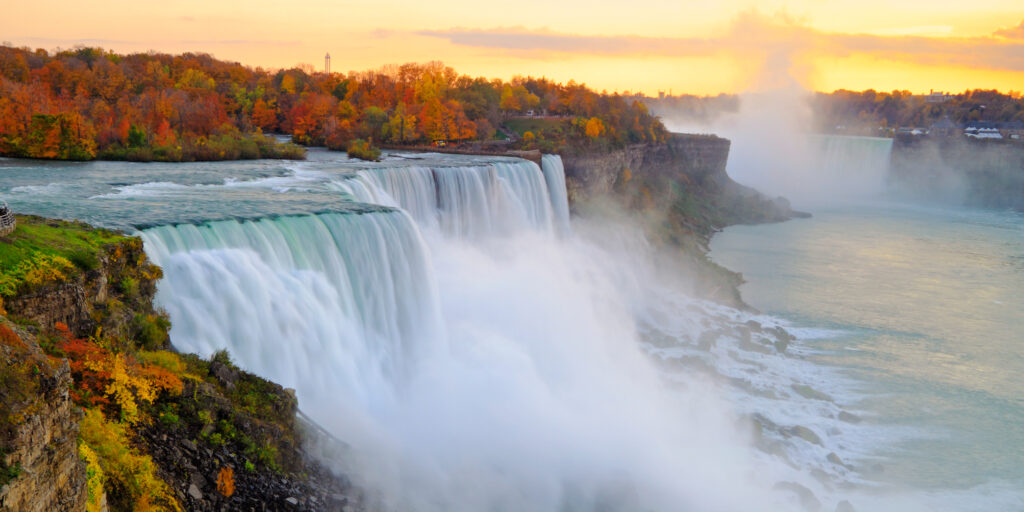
[0,215,126,271]
[0,215,128,297]
[503,118,567,136]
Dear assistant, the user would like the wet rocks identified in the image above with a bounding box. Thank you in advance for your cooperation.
[783,425,823,446]
[792,384,832,402]
[774,481,822,511]
[837,411,862,424]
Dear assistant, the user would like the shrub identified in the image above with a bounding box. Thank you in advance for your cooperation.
[79,444,105,512]
[67,250,100,271]
[346,138,381,161]
[136,350,187,376]
[79,408,181,511]
[0,252,76,296]
[118,277,139,299]
[130,314,170,350]
[216,466,235,497]
[210,349,233,367]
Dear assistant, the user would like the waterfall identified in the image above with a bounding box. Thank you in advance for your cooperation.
[726,128,895,207]
[138,155,808,511]
[808,134,893,198]
[140,211,442,400]
[328,159,557,238]
[541,154,571,233]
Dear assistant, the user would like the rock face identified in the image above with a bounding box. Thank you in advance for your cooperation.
[138,365,360,511]
[561,133,801,308]
[2,220,357,511]
[889,135,1024,210]
[562,134,732,203]
[0,324,89,512]
[3,233,161,340]
[561,134,799,233]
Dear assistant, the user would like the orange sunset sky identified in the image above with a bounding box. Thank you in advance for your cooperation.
[2,0,1023,95]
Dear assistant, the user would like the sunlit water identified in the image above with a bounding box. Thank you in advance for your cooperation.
[711,202,1024,508]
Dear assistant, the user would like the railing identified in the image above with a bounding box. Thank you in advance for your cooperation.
[0,206,15,237]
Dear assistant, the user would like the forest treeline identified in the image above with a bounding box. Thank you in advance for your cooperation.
[0,45,666,161]
[639,89,1024,134]
[810,89,1024,133]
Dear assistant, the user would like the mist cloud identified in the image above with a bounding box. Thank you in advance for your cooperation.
[419,13,1024,73]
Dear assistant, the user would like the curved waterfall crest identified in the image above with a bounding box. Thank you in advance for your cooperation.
[330,157,570,238]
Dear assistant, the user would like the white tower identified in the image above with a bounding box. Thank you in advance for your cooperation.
[325,53,331,74]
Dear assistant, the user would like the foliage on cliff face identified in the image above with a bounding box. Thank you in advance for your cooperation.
[0,45,665,160]
[79,443,106,512]
[79,408,181,512]
[48,319,187,511]
[56,323,183,423]
[0,215,126,297]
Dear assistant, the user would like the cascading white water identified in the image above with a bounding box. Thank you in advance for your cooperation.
[139,155,847,511]
[808,134,893,198]
[140,211,442,398]
[541,154,572,234]
[329,159,561,238]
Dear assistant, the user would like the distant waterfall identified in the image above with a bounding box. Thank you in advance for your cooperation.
[140,211,442,400]
[726,130,894,207]
[330,159,559,238]
[808,135,893,197]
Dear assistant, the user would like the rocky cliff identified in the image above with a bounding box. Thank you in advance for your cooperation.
[889,136,1024,210]
[561,133,801,307]
[2,216,161,342]
[0,322,88,512]
[0,216,357,511]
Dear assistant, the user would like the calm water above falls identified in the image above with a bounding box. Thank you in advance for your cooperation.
[711,203,1024,497]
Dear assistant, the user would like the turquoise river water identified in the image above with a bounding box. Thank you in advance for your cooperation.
[711,202,1024,508]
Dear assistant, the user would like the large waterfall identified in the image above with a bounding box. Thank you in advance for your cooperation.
[131,152,854,511]
[2,147,1015,511]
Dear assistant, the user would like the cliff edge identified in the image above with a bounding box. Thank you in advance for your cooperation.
[561,133,803,307]
[0,216,357,512]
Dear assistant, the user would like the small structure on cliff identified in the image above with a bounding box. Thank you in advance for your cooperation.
[0,201,15,237]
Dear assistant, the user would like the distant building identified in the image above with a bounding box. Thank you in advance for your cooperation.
[924,90,951,103]
[964,121,1003,139]
[896,127,926,136]
[1000,121,1024,139]
[930,117,958,137]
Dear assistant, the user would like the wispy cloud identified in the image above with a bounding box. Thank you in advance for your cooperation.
[418,13,1024,72]
[995,20,1024,40]
[12,36,300,49]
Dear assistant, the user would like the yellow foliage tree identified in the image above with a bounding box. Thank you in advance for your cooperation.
[585,117,606,139]
[87,353,155,424]
[79,409,182,512]
[79,444,106,512]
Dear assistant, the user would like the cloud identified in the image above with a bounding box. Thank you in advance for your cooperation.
[418,13,1024,73]
[417,26,715,56]
[12,36,300,49]
[995,20,1024,40]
